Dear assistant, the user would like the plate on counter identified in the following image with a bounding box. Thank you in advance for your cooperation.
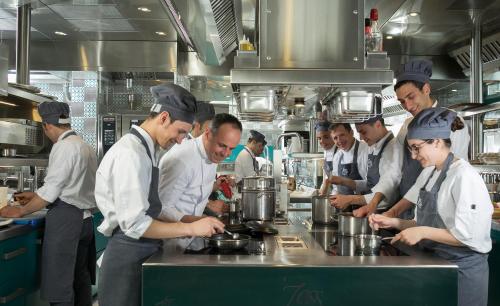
[0,219,13,228]
[0,210,47,221]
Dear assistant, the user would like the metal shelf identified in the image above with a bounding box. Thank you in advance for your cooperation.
[458,102,500,117]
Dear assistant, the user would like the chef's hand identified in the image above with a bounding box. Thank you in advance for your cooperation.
[191,217,225,237]
[391,227,425,245]
[206,200,229,214]
[327,176,344,186]
[353,204,376,217]
[0,206,24,218]
[329,194,353,210]
[13,192,35,205]
[368,214,398,231]
[382,209,398,218]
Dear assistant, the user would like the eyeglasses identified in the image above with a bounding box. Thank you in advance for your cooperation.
[407,140,433,155]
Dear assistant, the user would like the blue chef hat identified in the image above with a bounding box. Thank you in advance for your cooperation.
[37,101,71,124]
[150,84,198,124]
[407,107,457,140]
[249,130,266,145]
[315,121,331,132]
[356,115,383,125]
[195,102,215,124]
[395,59,433,84]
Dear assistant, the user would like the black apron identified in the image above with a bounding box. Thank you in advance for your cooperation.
[336,140,363,195]
[244,146,259,174]
[416,153,489,306]
[98,128,163,306]
[398,135,424,219]
[365,133,394,191]
[41,131,96,306]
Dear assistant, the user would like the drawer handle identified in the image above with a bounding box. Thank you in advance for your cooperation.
[0,288,25,304]
[3,247,27,260]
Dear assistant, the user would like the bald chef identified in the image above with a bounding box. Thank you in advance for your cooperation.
[1,101,97,306]
[96,84,224,306]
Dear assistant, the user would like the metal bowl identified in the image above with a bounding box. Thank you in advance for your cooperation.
[205,233,251,250]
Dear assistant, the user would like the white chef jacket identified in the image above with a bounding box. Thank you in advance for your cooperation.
[37,130,97,218]
[404,159,492,253]
[158,135,217,222]
[319,146,337,191]
[355,132,403,209]
[234,146,257,183]
[330,140,369,195]
[95,125,157,239]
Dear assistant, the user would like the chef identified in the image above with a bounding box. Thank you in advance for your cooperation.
[158,113,242,246]
[95,84,224,306]
[330,115,401,215]
[316,121,337,196]
[0,101,97,306]
[369,107,492,306]
[384,59,470,219]
[326,123,368,197]
[234,130,267,183]
[191,102,215,138]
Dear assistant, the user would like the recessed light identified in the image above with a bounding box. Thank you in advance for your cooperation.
[225,95,231,98]
[408,12,419,17]
[451,89,458,92]
[386,35,393,40]
[138,7,151,12]
[54,31,67,36]
[221,85,228,88]
[155,31,167,36]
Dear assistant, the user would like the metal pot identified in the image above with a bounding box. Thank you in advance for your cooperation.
[241,190,275,221]
[338,212,372,236]
[1,148,16,157]
[336,235,356,256]
[311,195,339,225]
[242,176,275,191]
[205,233,251,250]
[353,234,383,255]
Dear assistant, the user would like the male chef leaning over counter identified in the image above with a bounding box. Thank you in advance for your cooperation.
[1,101,97,306]
[329,115,401,214]
[158,113,242,245]
[234,130,267,183]
[370,107,492,306]
[95,84,224,306]
[316,121,337,196]
[326,123,368,197]
[384,59,470,219]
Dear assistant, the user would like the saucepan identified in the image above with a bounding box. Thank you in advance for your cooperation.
[338,212,372,236]
[353,234,393,255]
[204,232,251,250]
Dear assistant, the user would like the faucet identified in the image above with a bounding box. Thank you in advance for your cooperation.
[276,132,304,152]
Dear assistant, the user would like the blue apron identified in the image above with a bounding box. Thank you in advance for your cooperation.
[41,131,96,306]
[337,140,362,195]
[399,135,424,219]
[416,153,489,306]
[365,133,393,191]
[98,128,163,306]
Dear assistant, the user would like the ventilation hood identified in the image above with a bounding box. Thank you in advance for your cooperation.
[230,0,393,121]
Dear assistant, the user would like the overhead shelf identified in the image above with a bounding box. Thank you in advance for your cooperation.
[456,102,500,117]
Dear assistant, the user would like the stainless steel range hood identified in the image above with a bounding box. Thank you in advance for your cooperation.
[230,0,393,121]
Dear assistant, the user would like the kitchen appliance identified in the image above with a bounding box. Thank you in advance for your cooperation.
[338,213,372,236]
[98,112,149,159]
[241,176,276,221]
[311,195,339,225]
[185,232,266,255]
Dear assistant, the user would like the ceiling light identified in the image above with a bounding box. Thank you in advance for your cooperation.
[221,85,228,88]
[225,95,231,98]
[138,7,151,12]
[451,89,458,92]
[408,12,419,17]
[54,31,67,36]
[155,31,167,36]
[0,101,17,107]
[386,35,393,40]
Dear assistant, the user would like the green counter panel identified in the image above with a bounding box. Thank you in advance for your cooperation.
[143,266,457,306]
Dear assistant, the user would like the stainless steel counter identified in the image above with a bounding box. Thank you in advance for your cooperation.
[145,222,454,268]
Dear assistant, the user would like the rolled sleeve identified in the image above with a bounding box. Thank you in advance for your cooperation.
[159,156,191,222]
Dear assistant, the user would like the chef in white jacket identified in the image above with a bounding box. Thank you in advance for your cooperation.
[370,107,491,306]
[326,123,368,197]
[383,59,470,219]
[95,84,224,306]
[234,130,267,183]
[316,121,337,196]
[158,113,242,247]
[330,115,402,215]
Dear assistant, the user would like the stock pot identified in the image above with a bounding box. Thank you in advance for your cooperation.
[311,195,339,225]
[338,212,372,236]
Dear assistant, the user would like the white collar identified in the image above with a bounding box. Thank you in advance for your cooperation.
[244,145,256,158]
[371,131,393,152]
[131,125,156,159]
[197,135,212,164]
[58,129,75,141]
[340,140,357,154]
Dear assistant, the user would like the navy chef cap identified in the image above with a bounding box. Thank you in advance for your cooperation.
[356,114,383,125]
[315,121,331,132]
[407,107,457,140]
[37,101,71,125]
[195,102,215,124]
[395,59,433,84]
[150,84,197,124]
[250,130,266,145]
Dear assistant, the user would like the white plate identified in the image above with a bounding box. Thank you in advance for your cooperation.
[0,219,13,227]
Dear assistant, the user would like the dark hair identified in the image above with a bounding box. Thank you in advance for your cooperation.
[210,113,242,134]
[451,117,464,131]
[149,111,179,123]
[421,138,452,148]
[329,123,352,132]
[394,80,425,92]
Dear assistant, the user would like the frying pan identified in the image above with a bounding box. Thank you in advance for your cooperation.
[204,233,251,250]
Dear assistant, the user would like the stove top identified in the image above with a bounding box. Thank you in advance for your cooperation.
[184,235,266,255]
